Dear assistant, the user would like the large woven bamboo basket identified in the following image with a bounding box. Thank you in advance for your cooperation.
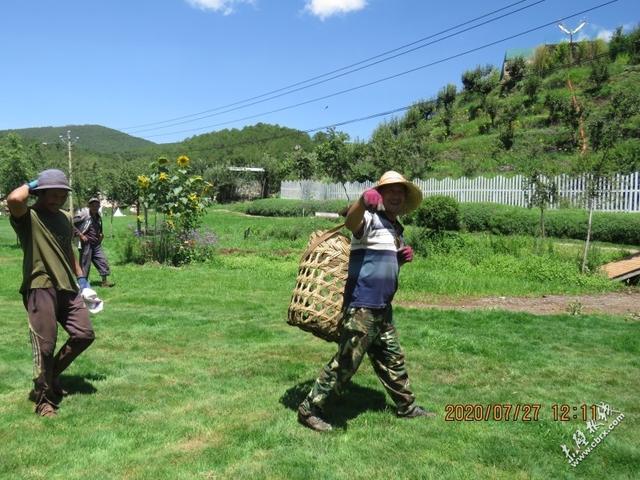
[287,224,350,343]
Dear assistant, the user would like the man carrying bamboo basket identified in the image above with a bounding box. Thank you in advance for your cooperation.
[298,171,435,432]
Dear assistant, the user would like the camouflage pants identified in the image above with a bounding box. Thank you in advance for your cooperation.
[301,306,416,415]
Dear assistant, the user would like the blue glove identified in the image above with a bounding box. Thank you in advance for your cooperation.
[77,277,90,290]
[27,180,39,192]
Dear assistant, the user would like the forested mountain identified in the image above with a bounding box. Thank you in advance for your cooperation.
[0,125,155,154]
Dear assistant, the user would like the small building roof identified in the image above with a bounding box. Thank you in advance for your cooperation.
[228,167,265,173]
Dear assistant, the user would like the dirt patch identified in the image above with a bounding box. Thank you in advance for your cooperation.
[398,290,640,316]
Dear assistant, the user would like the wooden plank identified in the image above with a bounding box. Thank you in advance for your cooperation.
[601,254,640,280]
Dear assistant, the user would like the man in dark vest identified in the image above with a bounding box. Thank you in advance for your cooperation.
[75,197,114,288]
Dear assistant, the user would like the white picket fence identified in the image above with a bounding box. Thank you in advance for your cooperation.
[280,172,640,212]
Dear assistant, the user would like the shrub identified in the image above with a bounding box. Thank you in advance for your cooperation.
[459,203,640,245]
[120,228,217,266]
[415,195,460,231]
[404,228,466,257]
[242,198,348,217]
[239,198,640,245]
[121,234,146,265]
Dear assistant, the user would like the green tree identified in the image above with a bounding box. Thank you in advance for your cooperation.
[401,99,436,130]
[0,134,33,199]
[437,84,457,138]
[497,98,522,150]
[369,121,433,180]
[501,56,526,93]
[522,165,558,244]
[259,151,291,196]
[315,128,352,199]
[574,150,616,273]
[108,163,139,208]
[531,45,553,76]
[522,74,541,106]
[608,26,628,60]
[587,59,610,93]
[461,64,497,99]
[288,145,316,180]
[482,93,499,128]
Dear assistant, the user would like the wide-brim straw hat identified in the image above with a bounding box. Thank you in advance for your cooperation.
[374,170,423,215]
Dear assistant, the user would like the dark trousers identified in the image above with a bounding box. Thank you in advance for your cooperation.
[80,242,111,278]
[23,288,95,408]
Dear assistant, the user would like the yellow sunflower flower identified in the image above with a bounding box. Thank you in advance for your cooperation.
[177,155,190,168]
[137,175,150,190]
[158,172,168,182]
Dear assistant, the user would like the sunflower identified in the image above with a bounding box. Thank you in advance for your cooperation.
[177,155,190,168]
[158,172,168,182]
[137,175,151,190]
[157,156,168,166]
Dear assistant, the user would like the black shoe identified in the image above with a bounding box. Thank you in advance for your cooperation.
[397,405,436,419]
[52,378,68,397]
[298,406,333,432]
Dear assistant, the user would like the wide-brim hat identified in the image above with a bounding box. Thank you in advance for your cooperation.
[31,169,72,191]
[374,170,423,215]
[88,197,100,204]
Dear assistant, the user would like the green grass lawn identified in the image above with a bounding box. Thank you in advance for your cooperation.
[0,211,638,479]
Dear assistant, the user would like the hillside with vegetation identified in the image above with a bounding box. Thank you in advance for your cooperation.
[0,124,156,154]
[1,26,638,204]
[335,25,640,181]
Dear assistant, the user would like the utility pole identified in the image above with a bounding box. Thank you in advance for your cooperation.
[558,21,588,155]
[59,130,79,213]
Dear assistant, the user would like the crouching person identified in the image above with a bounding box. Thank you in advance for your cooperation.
[298,171,435,432]
[7,169,95,417]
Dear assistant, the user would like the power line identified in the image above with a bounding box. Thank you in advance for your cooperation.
[121,0,546,133]
[174,50,616,158]
[143,0,618,140]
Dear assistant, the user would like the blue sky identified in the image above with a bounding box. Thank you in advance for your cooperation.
[1,0,637,144]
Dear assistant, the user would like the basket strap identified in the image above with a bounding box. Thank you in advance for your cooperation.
[301,223,346,260]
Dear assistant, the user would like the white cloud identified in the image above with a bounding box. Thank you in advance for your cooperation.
[305,0,367,20]
[596,29,614,42]
[186,0,254,15]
